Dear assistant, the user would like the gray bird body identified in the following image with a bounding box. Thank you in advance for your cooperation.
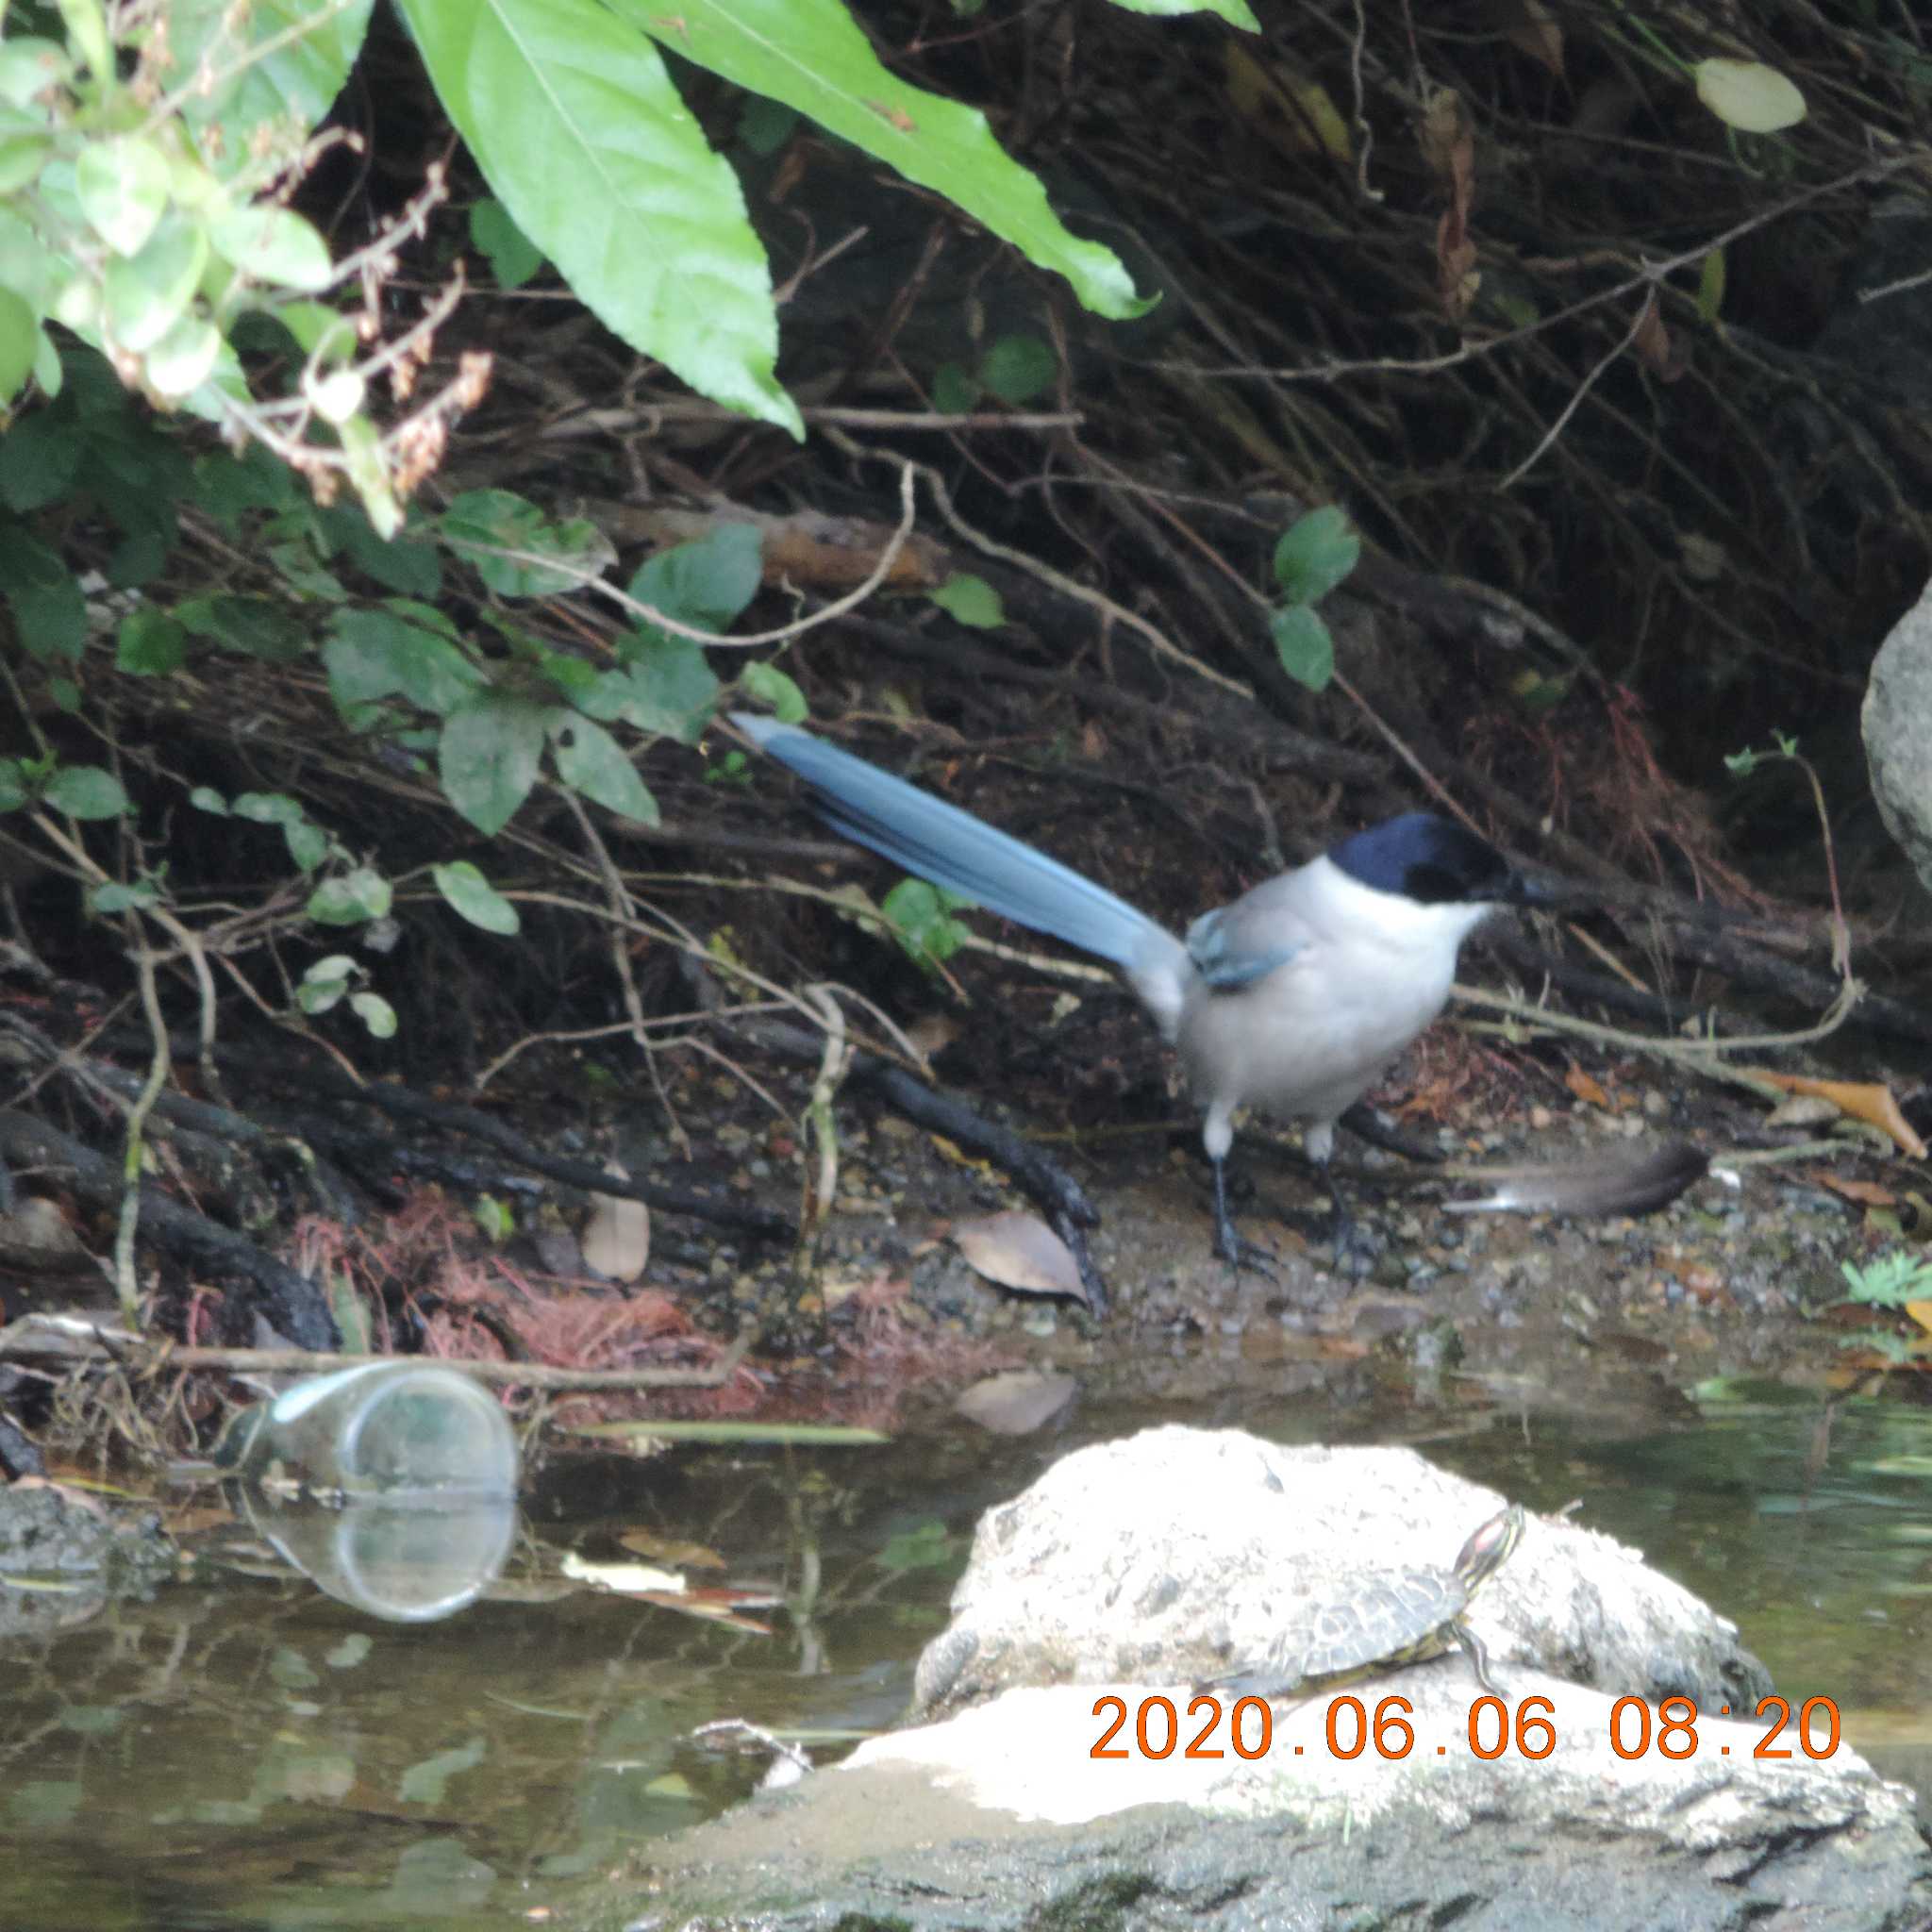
[735,714,1539,1262]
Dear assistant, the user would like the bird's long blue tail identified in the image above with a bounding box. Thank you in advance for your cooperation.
[735,714,1168,974]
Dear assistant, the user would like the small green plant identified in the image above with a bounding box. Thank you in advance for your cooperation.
[1839,1250,1932,1307]
[1268,506,1361,692]
[881,878,974,970]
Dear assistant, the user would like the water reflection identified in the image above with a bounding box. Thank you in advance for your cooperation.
[4,1383,1931,1925]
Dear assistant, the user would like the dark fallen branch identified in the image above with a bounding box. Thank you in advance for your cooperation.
[0,1318,751,1392]
[740,1017,1108,1315]
[0,1110,336,1351]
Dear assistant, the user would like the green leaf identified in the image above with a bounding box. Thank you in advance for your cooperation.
[978,332,1057,404]
[307,866,393,925]
[325,608,482,715]
[1693,58,1806,134]
[90,879,159,912]
[627,523,764,632]
[233,791,306,825]
[168,0,376,183]
[284,820,329,872]
[349,990,397,1038]
[930,361,978,413]
[0,761,30,810]
[606,634,719,742]
[928,573,1005,629]
[738,659,807,723]
[103,214,208,353]
[0,288,35,406]
[735,95,798,158]
[1107,0,1257,23]
[441,489,613,597]
[608,0,1150,321]
[46,765,129,820]
[55,0,113,78]
[469,196,543,288]
[0,409,84,511]
[0,42,72,108]
[298,955,354,1014]
[116,608,189,675]
[8,571,87,662]
[1269,603,1335,691]
[327,511,442,598]
[433,859,522,935]
[396,0,800,435]
[175,593,308,662]
[1696,247,1725,325]
[881,876,973,966]
[208,206,334,291]
[1272,506,1360,605]
[439,693,551,835]
[75,137,170,257]
[552,715,659,824]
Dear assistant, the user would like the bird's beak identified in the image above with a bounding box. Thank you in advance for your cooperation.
[1499,869,1565,909]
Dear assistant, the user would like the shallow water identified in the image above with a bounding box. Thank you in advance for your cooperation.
[4,1380,1929,1930]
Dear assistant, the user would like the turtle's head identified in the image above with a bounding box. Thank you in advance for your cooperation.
[1455,1503,1525,1588]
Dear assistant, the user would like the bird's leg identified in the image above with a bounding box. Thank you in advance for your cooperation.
[1211,1157,1277,1278]
[1318,1161,1380,1278]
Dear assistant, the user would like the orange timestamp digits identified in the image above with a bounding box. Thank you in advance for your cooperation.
[1091,1692,1843,1762]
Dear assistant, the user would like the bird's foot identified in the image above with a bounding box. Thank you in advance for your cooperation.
[1326,1205,1380,1278]
[1212,1216,1278,1280]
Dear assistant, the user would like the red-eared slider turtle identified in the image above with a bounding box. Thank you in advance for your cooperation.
[1204,1502,1525,1699]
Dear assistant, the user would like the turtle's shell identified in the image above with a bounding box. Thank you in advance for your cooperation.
[1287,1565,1470,1679]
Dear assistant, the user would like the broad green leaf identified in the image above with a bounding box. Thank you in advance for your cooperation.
[55,0,112,78]
[116,609,189,674]
[0,410,82,510]
[1270,603,1335,691]
[0,761,27,810]
[8,572,87,662]
[143,315,223,398]
[175,593,307,662]
[603,634,719,742]
[75,138,170,257]
[1272,506,1359,605]
[978,332,1057,404]
[608,0,1150,322]
[441,489,613,597]
[0,133,52,196]
[46,765,129,819]
[552,715,659,824]
[0,41,72,108]
[327,511,441,597]
[738,659,806,722]
[397,0,800,435]
[627,524,763,632]
[469,197,543,288]
[930,362,978,413]
[209,206,334,291]
[398,1738,487,1807]
[91,880,159,912]
[439,693,551,834]
[1693,58,1806,134]
[104,215,208,353]
[433,859,521,934]
[168,0,377,182]
[0,287,35,405]
[307,866,392,924]
[325,608,482,714]
[928,573,1005,629]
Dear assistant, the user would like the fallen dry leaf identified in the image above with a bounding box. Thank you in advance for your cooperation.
[582,1161,650,1281]
[1741,1071,1928,1159]
[950,1211,1088,1305]
[1564,1063,1609,1108]
[1809,1174,1898,1208]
